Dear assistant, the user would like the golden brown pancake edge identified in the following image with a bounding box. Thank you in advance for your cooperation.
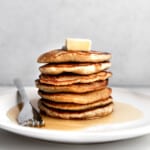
[39,62,111,75]
[35,79,108,93]
[39,102,114,119]
[39,97,113,111]
[38,87,112,104]
[39,71,112,85]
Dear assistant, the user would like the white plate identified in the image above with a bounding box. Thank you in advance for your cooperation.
[0,87,150,143]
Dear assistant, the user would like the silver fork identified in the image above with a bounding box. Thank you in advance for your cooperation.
[14,78,44,127]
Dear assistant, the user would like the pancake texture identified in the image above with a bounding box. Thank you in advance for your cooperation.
[39,62,111,75]
[38,88,112,104]
[36,48,113,120]
[39,101,114,119]
[38,49,111,63]
[36,80,108,93]
[39,71,112,85]
[39,97,113,111]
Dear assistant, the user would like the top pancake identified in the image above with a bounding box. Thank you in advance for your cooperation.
[37,49,111,63]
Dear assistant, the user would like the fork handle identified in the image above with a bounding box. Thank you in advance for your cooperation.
[14,78,29,104]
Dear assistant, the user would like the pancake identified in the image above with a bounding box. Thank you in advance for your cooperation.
[39,62,111,75]
[35,80,108,93]
[37,49,111,63]
[39,71,112,85]
[38,87,112,104]
[39,97,113,111]
[39,102,114,119]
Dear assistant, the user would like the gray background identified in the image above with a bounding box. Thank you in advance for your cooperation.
[0,0,150,86]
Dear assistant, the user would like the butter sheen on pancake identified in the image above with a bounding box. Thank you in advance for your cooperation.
[37,49,111,63]
[36,80,108,93]
[38,88,112,104]
[39,71,112,85]
[39,62,111,75]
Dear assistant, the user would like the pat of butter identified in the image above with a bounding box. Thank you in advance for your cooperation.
[66,38,91,51]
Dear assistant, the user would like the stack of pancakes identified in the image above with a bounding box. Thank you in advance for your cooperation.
[36,49,113,119]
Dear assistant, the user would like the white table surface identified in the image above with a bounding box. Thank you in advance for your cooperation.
[0,86,150,150]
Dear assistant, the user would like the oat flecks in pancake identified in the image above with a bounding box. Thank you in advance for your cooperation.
[37,49,112,63]
[39,71,112,85]
[38,88,112,104]
[39,102,114,119]
[35,80,108,93]
[39,97,113,111]
[39,62,111,75]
